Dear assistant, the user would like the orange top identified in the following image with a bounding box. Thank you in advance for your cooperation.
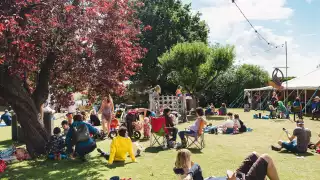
[176,89,182,96]
[110,119,119,129]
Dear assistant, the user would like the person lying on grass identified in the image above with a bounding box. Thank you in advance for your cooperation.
[173,149,280,180]
[178,108,207,148]
[97,126,140,165]
[271,120,311,153]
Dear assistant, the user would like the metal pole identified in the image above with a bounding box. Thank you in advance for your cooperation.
[285,41,288,105]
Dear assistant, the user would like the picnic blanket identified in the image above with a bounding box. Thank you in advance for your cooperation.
[203,126,253,133]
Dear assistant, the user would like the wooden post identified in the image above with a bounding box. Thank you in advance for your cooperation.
[11,114,18,141]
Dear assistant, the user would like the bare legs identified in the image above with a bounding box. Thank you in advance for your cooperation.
[101,118,107,134]
[261,154,280,180]
[235,152,279,180]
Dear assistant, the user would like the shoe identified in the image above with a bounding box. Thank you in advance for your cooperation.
[136,149,141,157]
[271,145,281,151]
[97,148,103,154]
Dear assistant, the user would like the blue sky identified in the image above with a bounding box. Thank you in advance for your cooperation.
[182,0,320,77]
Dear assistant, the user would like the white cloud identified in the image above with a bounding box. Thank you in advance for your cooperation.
[187,0,320,77]
[305,0,313,3]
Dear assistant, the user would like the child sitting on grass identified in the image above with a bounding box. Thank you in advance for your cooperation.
[173,149,204,180]
[97,126,141,165]
[46,127,66,160]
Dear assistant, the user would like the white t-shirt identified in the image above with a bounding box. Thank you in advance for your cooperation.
[221,119,240,129]
[68,104,77,113]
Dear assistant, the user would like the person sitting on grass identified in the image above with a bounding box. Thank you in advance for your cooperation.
[97,126,140,165]
[89,109,101,126]
[66,114,99,161]
[277,101,289,119]
[178,108,207,148]
[218,103,227,115]
[0,110,12,126]
[234,114,247,133]
[218,112,240,134]
[61,120,70,137]
[46,127,66,160]
[173,149,280,180]
[271,120,311,153]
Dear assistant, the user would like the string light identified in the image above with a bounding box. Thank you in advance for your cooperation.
[232,0,284,49]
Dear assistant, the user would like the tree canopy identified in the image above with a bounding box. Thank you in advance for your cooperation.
[159,42,235,96]
[0,0,146,154]
[202,64,270,107]
[134,0,209,88]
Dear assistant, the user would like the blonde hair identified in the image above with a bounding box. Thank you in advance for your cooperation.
[155,85,161,94]
[175,149,191,169]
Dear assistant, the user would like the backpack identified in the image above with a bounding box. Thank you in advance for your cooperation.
[73,123,90,143]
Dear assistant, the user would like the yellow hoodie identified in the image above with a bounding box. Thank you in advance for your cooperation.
[108,135,136,164]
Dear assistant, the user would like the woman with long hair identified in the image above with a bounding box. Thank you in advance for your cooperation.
[99,95,114,134]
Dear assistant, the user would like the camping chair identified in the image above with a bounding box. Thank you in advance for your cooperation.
[185,120,205,150]
[150,117,169,147]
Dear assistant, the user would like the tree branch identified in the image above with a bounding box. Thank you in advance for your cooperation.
[32,52,56,109]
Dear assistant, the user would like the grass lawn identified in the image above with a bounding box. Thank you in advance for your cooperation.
[0,109,320,180]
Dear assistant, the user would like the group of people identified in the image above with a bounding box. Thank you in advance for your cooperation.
[205,103,227,116]
[174,149,280,180]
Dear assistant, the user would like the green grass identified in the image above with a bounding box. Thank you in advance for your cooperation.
[1,109,320,180]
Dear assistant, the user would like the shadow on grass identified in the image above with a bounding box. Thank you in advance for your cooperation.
[1,157,106,179]
[206,116,225,121]
[279,150,315,157]
[187,148,203,154]
[0,139,13,148]
[144,146,165,153]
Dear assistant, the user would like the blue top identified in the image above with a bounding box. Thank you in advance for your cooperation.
[312,102,320,109]
[293,101,301,107]
[1,112,12,126]
[150,111,156,117]
[66,121,98,153]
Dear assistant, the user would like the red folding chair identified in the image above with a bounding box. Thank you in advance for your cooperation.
[150,117,170,147]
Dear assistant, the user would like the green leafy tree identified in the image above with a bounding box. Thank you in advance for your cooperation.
[203,64,270,107]
[159,42,235,98]
[134,0,209,90]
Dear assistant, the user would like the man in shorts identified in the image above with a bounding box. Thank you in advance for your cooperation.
[271,120,311,153]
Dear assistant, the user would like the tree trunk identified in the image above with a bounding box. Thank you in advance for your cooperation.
[0,67,49,156]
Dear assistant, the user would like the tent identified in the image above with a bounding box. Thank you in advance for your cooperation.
[281,68,320,90]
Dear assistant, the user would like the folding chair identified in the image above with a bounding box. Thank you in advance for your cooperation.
[185,120,205,150]
[150,117,169,147]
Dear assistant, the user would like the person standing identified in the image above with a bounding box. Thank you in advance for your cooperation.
[99,95,114,135]
[244,91,251,112]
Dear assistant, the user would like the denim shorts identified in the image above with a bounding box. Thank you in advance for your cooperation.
[282,140,298,152]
